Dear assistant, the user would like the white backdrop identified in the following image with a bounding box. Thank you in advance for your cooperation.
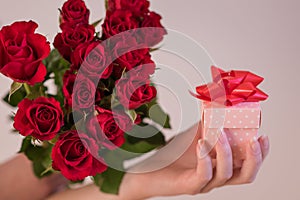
[0,0,299,199]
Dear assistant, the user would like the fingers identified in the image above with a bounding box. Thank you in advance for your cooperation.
[258,135,270,161]
[196,139,213,184]
[185,134,270,195]
[186,139,213,195]
[226,137,263,185]
[201,131,233,193]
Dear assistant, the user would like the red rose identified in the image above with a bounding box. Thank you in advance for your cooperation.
[108,0,150,15]
[141,12,167,46]
[13,97,63,141]
[116,67,157,109]
[71,41,112,79]
[134,114,142,124]
[102,10,139,39]
[52,130,107,181]
[112,51,155,80]
[63,70,102,109]
[72,74,97,110]
[54,23,95,60]
[86,106,133,149]
[95,88,103,105]
[0,21,50,85]
[60,0,90,25]
[132,59,156,76]
[113,37,150,70]
[62,70,76,109]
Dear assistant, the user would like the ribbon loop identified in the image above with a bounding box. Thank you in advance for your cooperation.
[192,66,268,106]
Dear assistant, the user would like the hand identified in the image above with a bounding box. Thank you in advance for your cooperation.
[119,123,270,199]
[47,122,270,200]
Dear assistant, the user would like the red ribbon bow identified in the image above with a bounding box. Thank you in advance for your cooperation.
[191,66,268,106]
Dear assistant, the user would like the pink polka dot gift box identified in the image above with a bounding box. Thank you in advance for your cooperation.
[202,101,261,161]
[191,66,268,165]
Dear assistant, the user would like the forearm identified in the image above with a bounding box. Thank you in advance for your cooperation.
[0,154,67,200]
[46,172,151,200]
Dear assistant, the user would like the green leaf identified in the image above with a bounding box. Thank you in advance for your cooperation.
[23,83,31,95]
[100,167,125,194]
[18,137,32,153]
[121,140,160,154]
[5,81,47,105]
[125,109,137,123]
[150,45,163,52]
[42,49,70,106]
[99,132,163,164]
[126,124,166,146]
[134,104,148,117]
[25,84,46,100]
[95,32,101,40]
[93,173,103,187]
[148,103,171,129]
[19,137,54,178]
[135,98,171,129]
[40,165,53,176]
[43,50,64,71]
[92,19,103,27]
[43,49,69,78]
[105,0,109,10]
[8,82,23,102]
[3,87,27,107]
[33,161,53,177]
[53,69,67,105]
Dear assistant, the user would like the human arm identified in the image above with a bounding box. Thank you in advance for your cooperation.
[47,123,270,200]
[0,154,68,200]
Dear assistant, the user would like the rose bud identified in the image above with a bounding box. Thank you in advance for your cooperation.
[60,0,90,25]
[0,21,50,85]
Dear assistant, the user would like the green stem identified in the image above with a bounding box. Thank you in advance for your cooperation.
[23,83,31,95]
[105,0,109,10]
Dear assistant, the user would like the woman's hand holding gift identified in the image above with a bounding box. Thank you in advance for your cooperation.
[117,123,270,199]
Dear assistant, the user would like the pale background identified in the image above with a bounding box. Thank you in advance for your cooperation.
[0,0,299,200]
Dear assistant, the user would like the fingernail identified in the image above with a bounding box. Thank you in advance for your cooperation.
[262,135,269,149]
[218,130,227,144]
[250,137,260,154]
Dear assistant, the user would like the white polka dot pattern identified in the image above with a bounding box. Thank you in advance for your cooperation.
[201,102,261,129]
[201,101,261,162]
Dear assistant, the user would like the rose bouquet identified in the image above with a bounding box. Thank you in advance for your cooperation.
[0,0,170,194]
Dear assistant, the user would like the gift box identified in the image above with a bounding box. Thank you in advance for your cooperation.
[191,66,268,163]
[201,101,261,160]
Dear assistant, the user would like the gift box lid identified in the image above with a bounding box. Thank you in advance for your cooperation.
[201,102,261,129]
